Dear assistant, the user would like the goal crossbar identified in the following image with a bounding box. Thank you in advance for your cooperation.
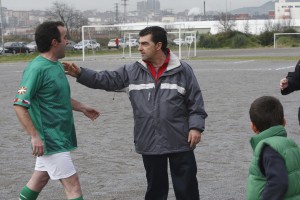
[81,23,196,61]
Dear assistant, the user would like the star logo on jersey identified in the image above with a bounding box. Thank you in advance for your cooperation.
[18,86,27,94]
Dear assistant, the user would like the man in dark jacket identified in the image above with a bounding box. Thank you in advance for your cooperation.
[280,60,300,124]
[64,26,207,200]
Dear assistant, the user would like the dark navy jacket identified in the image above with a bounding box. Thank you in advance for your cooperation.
[281,60,300,124]
[77,51,207,155]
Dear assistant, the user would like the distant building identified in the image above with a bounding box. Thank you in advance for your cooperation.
[147,0,160,11]
[275,0,300,19]
[119,19,300,35]
[161,16,176,23]
[3,8,30,28]
[268,11,275,19]
[137,1,147,11]
[137,0,160,12]
[233,14,250,20]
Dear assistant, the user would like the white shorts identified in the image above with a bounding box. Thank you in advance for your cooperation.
[35,152,76,180]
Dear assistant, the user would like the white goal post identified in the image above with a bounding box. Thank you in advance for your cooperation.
[168,31,197,58]
[274,33,300,48]
[81,23,198,61]
[124,32,139,58]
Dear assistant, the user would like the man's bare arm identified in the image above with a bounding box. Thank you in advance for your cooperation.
[13,105,44,156]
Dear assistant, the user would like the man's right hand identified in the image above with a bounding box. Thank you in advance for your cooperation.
[63,62,81,77]
[280,78,288,90]
[31,135,44,157]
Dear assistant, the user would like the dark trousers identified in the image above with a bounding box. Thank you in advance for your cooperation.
[142,151,199,200]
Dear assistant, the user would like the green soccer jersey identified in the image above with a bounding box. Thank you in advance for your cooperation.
[14,55,77,155]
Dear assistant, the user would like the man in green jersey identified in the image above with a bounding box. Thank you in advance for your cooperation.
[13,21,100,200]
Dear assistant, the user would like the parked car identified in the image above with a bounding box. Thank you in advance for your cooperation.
[4,42,30,54]
[173,38,187,46]
[107,38,126,49]
[73,40,100,50]
[66,40,76,50]
[0,44,3,54]
[126,38,139,47]
[26,41,37,52]
[19,41,28,46]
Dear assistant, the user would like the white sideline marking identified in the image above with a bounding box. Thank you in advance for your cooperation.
[232,60,255,64]
[196,65,295,72]
[275,66,294,70]
[195,68,273,71]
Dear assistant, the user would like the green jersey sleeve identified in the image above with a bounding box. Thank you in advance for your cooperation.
[14,65,42,108]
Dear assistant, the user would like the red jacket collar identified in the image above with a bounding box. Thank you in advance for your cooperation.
[145,49,170,81]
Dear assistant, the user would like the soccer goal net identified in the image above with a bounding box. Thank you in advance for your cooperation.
[274,33,300,48]
[80,23,198,61]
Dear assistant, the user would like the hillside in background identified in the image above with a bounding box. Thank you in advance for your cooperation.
[231,0,300,15]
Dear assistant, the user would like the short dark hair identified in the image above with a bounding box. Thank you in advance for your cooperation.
[35,21,65,53]
[139,26,168,51]
[249,96,284,132]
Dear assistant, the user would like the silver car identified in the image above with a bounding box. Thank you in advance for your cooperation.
[26,41,37,52]
[107,38,126,49]
[73,40,100,50]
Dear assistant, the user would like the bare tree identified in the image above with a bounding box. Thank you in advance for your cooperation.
[243,20,250,34]
[217,12,236,33]
[263,19,294,32]
[46,1,88,40]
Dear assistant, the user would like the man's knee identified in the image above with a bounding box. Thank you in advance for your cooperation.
[28,171,50,192]
[60,173,82,197]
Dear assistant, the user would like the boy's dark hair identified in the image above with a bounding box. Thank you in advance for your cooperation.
[139,26,168,51]
[249,96,284,132]
[35,21,65,53]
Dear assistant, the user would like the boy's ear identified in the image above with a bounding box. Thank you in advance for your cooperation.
[250,122,260,134]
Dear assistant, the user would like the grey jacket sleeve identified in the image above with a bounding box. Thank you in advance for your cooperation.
[184,64,208,132]
[77,66,129,91]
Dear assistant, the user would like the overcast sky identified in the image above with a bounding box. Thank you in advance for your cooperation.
[1,0,272,12]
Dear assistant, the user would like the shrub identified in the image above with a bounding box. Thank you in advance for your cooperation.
[258,31,274,46]
[231,34,247,48]
[198,34,220,48]
[276,36,300,48]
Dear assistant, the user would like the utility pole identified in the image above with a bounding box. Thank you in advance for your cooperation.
[0,0,4,54]
[225,0,228,31]
[121,0,128,23]
[203,1,206,19]
[115,3,119,23]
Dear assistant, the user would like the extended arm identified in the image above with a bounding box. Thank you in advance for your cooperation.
[63,62,128,91]
[13,105,44,157]
[281,60,300,95]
